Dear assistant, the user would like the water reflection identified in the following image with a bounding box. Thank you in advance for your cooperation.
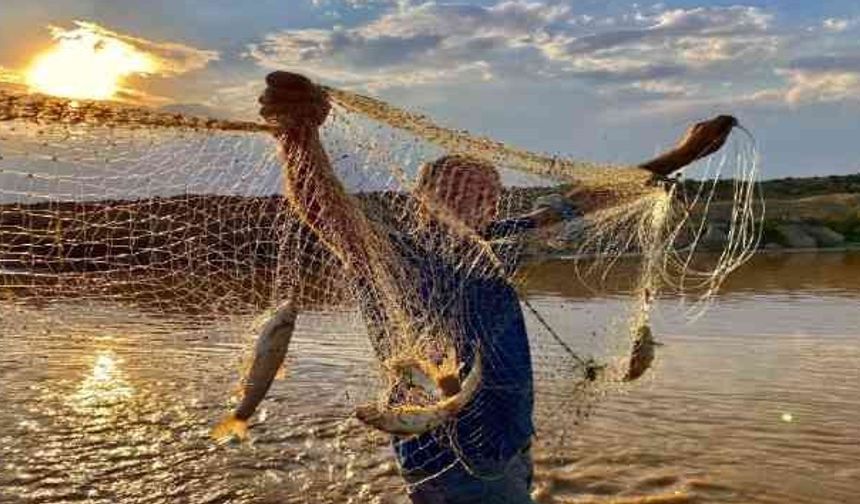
[71,350,135,414]
[519,250,860,298]
[0,252,858,503]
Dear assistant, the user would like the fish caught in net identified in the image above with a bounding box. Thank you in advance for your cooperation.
[0,73,762,498]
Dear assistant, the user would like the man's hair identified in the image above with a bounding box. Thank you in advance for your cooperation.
[415,154,501,197]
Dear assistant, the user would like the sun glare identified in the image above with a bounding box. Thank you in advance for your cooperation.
[72,350,135,413]
[26,25,156,101]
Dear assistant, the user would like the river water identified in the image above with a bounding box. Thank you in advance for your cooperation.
[1,251,858,504]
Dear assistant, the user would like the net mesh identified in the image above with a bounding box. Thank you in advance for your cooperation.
[0,84,762,498]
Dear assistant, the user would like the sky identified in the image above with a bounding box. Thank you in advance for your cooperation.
[1,0,859,178]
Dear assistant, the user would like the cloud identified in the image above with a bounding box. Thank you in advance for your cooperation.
[611,79,701,101]
[10,21,219,104]
[56,21,219,77]
[247,2,782,95]
[822,17,857,33]
[653,6,771,33]
[777,55,860,104]
[542,5,778,81]
[246,0,860,116]
[310,0,399,10]
[781,70,860,104]
[788,55,860,74]
[556,5,772,54]
[246,1,572,89]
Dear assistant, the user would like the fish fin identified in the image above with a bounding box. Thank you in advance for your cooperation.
[211,414,249,444]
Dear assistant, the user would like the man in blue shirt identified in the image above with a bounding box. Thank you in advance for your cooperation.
[258,72,582,503]
[362,155,554,502]
[217,71,735,503]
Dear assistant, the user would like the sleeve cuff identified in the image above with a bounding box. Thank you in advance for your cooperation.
[532,193,581,222]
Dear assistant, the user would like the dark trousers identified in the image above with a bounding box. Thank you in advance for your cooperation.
[406,448,534,504]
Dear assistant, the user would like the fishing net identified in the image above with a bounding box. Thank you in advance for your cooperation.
[0,82,762,500]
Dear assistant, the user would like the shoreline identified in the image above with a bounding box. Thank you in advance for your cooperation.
[540,244,860,262]
[753,244,860,255]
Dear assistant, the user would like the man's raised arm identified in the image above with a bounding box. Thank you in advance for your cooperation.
[260,71,389,279]
[522,115,738,229]
[261,72,412,351]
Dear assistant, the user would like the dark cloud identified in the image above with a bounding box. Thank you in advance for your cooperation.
[788,54,860,73]
[323,32,444,68]
[568,64,688,83]
[557,6,770,54]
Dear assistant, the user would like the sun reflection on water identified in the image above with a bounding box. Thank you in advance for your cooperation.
[71,350,135,413]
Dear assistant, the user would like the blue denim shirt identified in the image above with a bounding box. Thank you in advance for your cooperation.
[358,216,539,477]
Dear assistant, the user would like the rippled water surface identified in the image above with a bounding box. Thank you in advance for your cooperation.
[1,251,858,503]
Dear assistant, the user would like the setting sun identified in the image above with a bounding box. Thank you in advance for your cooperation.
[26,24,156,100]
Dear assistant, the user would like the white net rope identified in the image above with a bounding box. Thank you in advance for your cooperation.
[0,86,762,498]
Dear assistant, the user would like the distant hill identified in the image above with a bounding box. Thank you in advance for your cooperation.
[158,103,223,118]
[678,174,860,248]
[683,174,860,201]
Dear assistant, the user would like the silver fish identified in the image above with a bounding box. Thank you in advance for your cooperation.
[211,303,297,443]
[624,324,661,382]
[355,351,482,436]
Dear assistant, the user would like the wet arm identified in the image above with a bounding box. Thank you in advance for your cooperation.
[515,114,738,229]
[275,127,382,279]
[264,71,411,349]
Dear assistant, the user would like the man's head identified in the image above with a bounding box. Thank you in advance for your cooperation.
[414,155,502,231]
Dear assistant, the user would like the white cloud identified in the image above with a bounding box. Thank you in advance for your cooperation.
[783,69,860,104]
[249,2,781,93]
[776,55,860,104]
[6,21,219,105]
[822,17,857,33]
[245,1,860,113]
[628,79,699,98]
[61,21,220,77]
[653,6,771,33]
[247,1,570,89]
[542,5,778,77]
[310,0,402,10]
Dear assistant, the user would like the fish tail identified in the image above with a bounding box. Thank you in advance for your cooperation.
[211,414,249,444]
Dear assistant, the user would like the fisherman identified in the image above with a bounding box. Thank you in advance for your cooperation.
[215,71,736,503]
